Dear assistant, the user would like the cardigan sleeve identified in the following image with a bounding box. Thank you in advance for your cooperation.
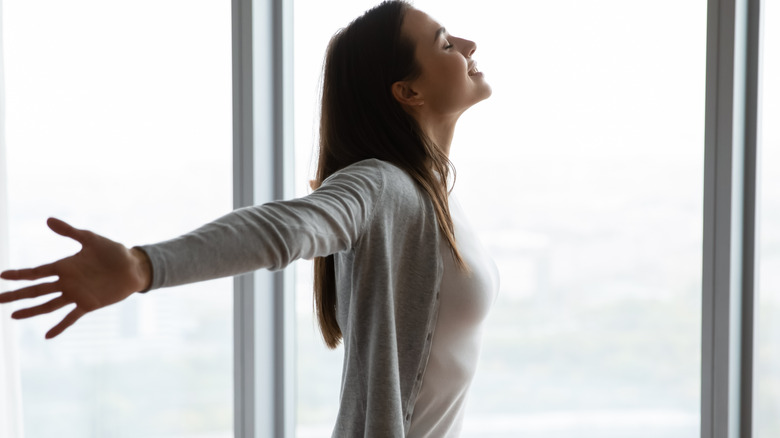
[138,159,386,290]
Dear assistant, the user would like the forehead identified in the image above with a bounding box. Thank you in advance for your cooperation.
[402,8,442,44]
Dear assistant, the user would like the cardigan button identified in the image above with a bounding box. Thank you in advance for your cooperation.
[426,332,432,341]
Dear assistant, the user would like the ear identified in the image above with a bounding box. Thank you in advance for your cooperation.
[391,80,424,107]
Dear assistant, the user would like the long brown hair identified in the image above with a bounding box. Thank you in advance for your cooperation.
[313,0,464,349]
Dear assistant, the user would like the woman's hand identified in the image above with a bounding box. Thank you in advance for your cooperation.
[0,218,152,339]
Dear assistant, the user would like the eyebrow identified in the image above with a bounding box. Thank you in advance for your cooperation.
[433,27,446,43]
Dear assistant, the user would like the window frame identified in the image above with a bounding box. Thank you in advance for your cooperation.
[232,0,295,436]
[701,0,763,437]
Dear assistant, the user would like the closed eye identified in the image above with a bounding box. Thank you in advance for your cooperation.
[435,27,453,50]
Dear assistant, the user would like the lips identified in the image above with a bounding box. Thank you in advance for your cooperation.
[468,61,481,76]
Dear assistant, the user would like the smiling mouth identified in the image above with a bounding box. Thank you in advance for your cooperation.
[468,62,481,76]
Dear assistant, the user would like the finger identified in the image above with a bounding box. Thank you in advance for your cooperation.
[1,263,58,281]
[46,307,86,339]
[11,296,70,319]
[47,217,90,244]
[0,281,60,303]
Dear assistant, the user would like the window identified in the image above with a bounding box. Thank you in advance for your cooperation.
[756,0,779,436]
[3,1,233,436]
[293,1,704,436]
[2,0,770,437]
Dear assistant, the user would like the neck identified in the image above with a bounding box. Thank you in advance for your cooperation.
[415,111,462,158]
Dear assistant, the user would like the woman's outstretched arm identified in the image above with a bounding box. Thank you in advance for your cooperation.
[0,159,390,339]
[0,217,152,339]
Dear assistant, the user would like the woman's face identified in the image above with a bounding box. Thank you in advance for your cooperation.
[401,9,492,117]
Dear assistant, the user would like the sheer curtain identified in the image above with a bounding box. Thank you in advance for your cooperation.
[1,0,24,435]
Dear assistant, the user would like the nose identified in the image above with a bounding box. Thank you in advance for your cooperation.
[463,38,477,58]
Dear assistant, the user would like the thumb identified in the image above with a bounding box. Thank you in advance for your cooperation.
[47,217,89,244]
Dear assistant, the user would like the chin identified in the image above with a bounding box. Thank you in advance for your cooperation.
[481,84,493,100]
[473,84,493,105]
[480,77,493,99]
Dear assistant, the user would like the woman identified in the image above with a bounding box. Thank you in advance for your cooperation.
[0,1,498,436]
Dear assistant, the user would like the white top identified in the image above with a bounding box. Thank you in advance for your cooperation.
[407,195,500,437]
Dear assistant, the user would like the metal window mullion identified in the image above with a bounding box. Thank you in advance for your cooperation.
[233,0,294,437]
[232,0,256,435]
[739,0,763,437]
[272,0,296,436]
[701,0,761,437]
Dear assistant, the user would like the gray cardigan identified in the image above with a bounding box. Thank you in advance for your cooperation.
[140,159,443,437]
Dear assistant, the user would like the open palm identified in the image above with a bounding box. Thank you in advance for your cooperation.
[0,218,150,339]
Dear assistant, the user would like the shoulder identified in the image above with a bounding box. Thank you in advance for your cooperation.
[324,159,420,199]
[321,159,431,222]
[328,158,411,182]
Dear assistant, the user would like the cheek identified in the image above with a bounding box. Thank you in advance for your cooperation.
[417,56,478,111]
[442,57,468,84]
[426,58,469,93]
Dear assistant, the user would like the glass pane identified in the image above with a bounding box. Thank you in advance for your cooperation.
[294,1,705,437]
[432,1,704,437]
[3,1,233,437]
[755,0,780,436]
